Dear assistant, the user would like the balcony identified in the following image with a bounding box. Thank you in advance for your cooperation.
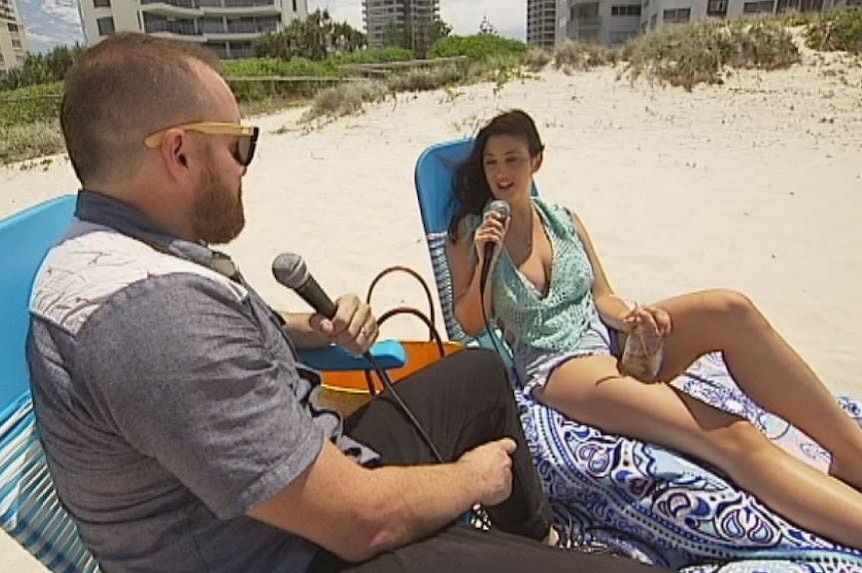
[568,16,602,30]
[143,19,206,40]
[140,0,203,17]
[204,21,278,39]
[140,0,279,15]
[201,0,280,15]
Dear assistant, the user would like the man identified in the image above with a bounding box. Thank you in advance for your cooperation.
[27,33,659,572]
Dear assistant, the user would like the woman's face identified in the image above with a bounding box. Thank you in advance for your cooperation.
[482,134,541,201]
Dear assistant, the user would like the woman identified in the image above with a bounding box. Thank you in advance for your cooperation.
[446,109,862,552]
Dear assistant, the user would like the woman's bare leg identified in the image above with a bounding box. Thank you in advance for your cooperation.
[536,355,862,550]
[653,289,862,490]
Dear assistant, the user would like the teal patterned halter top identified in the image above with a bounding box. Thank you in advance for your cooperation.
[466,198,596,352]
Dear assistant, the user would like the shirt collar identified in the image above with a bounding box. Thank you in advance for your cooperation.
[74,189,239,280]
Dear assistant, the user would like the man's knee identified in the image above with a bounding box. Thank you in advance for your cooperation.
[453,347,511,394]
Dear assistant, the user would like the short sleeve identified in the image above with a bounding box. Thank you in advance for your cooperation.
[74,274,325,519]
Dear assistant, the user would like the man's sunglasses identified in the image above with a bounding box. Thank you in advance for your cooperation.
[144,122,260,167]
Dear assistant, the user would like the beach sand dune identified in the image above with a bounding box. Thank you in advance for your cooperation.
[238,63,862,401]
[1,56,862,571]
[2,63,861,394]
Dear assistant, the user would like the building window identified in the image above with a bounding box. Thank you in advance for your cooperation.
[8,22,18,31]
[291,0,296,11]
[97,16,115,36]
[611,4,642,16]
[650,13,657,27]
[572,2,600,20]
[93,0,111,7]
[743,0,774,11]
[663,8,691,22]
[707,0,728,15]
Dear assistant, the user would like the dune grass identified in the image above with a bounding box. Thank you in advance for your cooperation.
[623,18,801,90]
[805,9,862,54]
[2,16,859,164]
[0,120,64,165]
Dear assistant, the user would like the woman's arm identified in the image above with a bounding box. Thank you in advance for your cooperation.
[447,214,507,337]
[447,232,495,337]
[569,211,633,332]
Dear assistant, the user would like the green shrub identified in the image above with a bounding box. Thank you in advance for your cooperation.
[806,9,862,53]
[428,34,528,61]
[330,47,415,65]
[222,57,338,78]
[0,82,63,127]
[625,19,799,90]
[0,45,83,91]
[0,119,64,164]
[385,65,466,91]
[223,57,341,102]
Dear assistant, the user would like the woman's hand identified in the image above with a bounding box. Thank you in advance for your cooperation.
[620,305,671,381]
[621,305,672,338]
[474,209,510,267]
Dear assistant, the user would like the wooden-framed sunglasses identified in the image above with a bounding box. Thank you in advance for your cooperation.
[144,122,259,167]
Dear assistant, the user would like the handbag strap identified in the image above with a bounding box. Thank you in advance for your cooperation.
[366,265,436,341]
[363,306,448,396]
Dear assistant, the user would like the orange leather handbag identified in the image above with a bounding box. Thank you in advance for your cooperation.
[318,266,463,416]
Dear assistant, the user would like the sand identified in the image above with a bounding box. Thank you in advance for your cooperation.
[1,52,861,569]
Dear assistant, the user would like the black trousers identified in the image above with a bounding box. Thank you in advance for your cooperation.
[309,348,666,573]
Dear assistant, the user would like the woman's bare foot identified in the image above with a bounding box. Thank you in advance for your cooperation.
[544,526,560,547]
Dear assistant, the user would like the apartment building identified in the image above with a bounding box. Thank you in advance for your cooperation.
[527,0,558,48]
[78,0,307,59]
[362,0,440,51]
[559,0,856,46]
[0,0,28,70]
[561,0,642,46]
[639,0,851,32]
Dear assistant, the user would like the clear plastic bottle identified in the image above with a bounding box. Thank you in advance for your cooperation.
[620,320,663,381]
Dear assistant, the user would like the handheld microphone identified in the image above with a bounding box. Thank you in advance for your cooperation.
[271,252,445,464]
[272,252,338,319]
[479,200,511,291]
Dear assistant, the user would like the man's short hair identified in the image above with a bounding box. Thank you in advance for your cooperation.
[61,33,222,184]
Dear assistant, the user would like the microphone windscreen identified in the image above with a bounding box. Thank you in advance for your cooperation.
[271,252,308,289]
[486,199,511,220]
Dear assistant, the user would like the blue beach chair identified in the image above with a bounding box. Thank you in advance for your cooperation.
[0,195,405,572]
[413,139,862,572]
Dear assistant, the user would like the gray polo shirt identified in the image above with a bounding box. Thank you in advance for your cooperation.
[27,191,377,572]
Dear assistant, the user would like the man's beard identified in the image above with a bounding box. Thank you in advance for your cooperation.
[191,158,245,245]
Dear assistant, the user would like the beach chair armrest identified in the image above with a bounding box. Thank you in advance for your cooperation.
[298,340,407,371]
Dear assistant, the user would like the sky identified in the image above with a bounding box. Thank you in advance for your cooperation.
[310,0,527,40]
[18,0,528,54]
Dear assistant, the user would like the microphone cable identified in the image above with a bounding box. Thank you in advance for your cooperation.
[363,351,444,464]
[478,256,507,363]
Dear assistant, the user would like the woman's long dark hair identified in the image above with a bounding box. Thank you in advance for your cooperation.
[448,109,545,240]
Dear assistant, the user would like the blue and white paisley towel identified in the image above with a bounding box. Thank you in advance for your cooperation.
[517,352,862,572]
